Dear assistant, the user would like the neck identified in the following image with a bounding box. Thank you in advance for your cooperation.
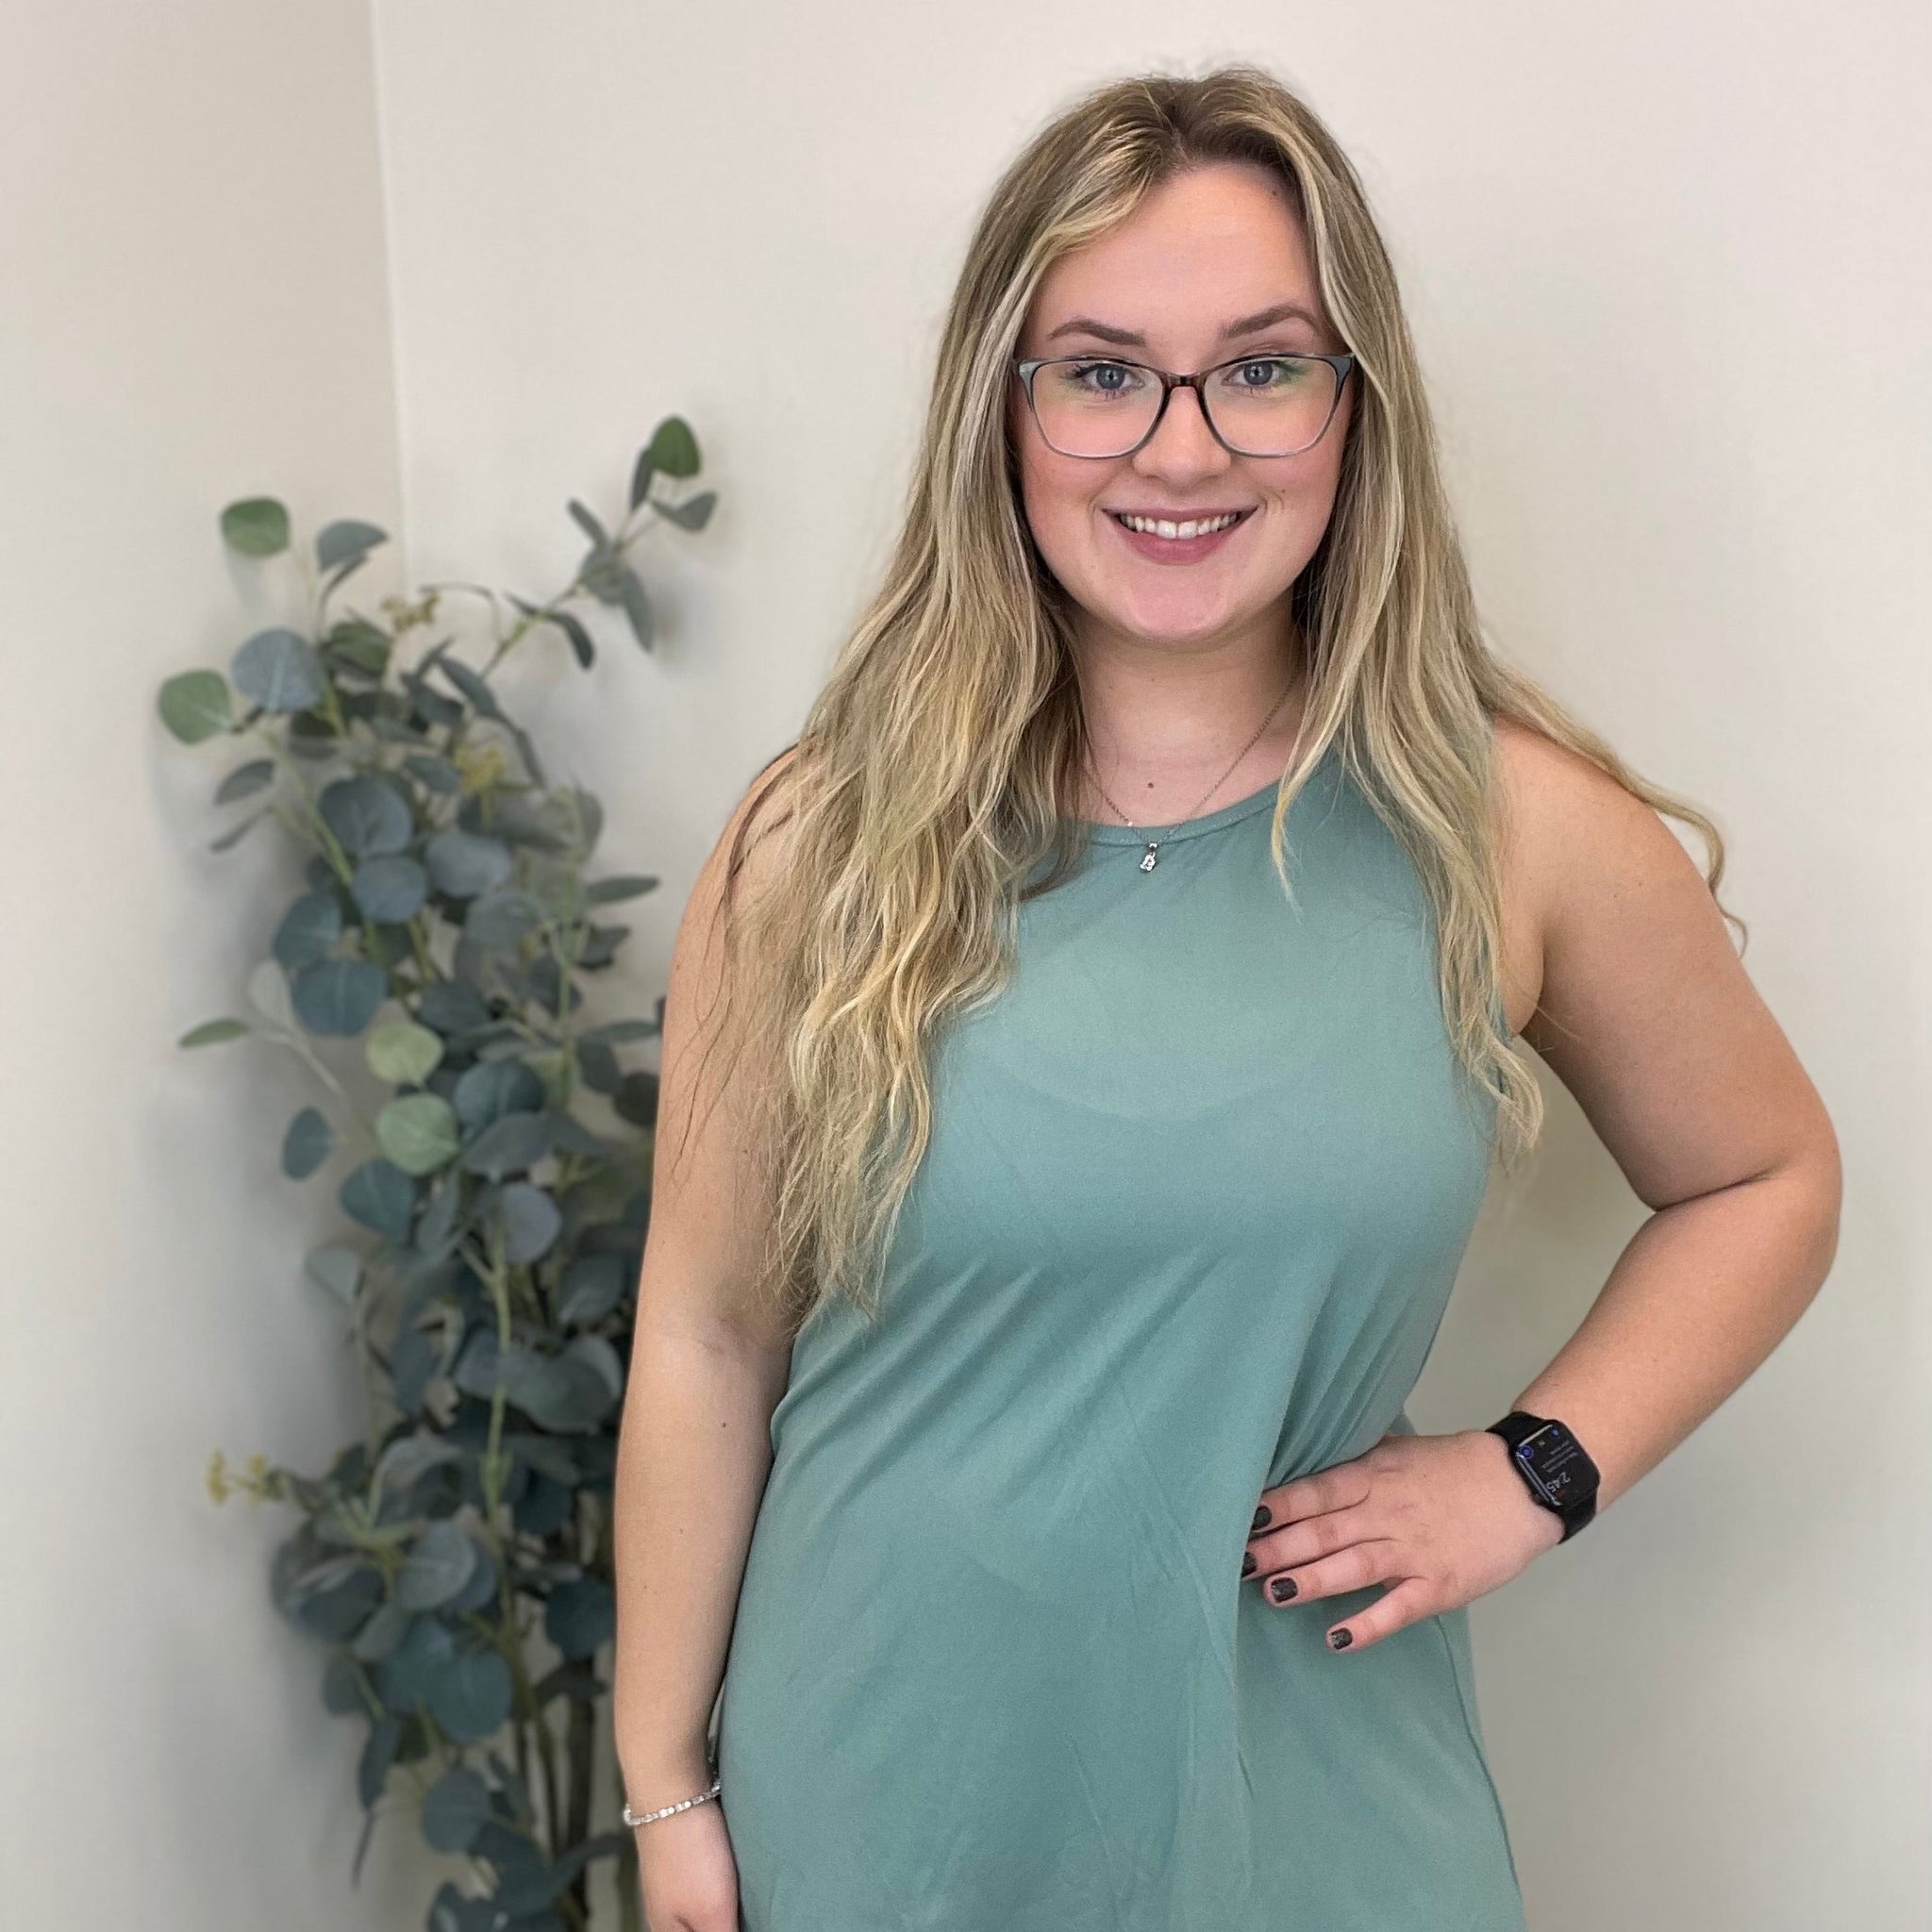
[1071,618,1309,825]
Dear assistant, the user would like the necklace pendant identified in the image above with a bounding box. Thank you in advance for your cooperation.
[1139,842,1160,872]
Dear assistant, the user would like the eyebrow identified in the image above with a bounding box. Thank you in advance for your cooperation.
[1043,300,1323,347]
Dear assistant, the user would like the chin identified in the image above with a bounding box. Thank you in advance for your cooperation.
[1100,586,1247,645]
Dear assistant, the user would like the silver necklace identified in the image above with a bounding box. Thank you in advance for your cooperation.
[1085,677,1297,873]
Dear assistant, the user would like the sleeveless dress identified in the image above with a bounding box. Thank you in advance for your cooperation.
[712,741,1527,1931]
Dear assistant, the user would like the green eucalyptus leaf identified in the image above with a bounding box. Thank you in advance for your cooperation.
[425,1647,513,1743]
[417,979,493,1039]
[350,854,427,924]
[575,1016,659,1045]
[544,1576,615,1660]
[460,1111,551,1183]
[403,751,461,795]
[436,655,501,721]
[465,890,546,951]
[513,1474,573,1539]
[646,415,701,478]
[375,1093,461,1175]
[657,489,715,532]
[358,1713,403,1807]
[556,1254,626,1327]
[397,1521,478,1611]
[506,1433,578,1488]
[547,1110,612,1160]
[584,875,658,905]
[447,1541,497,1616]
[501,1346,612,1433]
[231,628,325,712]
[366,1020,443,1087]
[391,1325,439,1415]
[349,1598,409,1664]
[425,830,514,900]
[291,958,388,1038]
[617,571,654,651]
[282,1107,335,1179]
[316,519,388,575]
[291,1564,385,1643]
[473,1821,556,1916]
[567,1333,625,1403]
[575,1039,620,1094]
[375,1614,458,1708]
[322,1651,364,1715]
[305,1244,363,1305]
[565,498,611,551]
[422,1767,493,1853]
[158,670,232,743]
[319,774,413,858]
[214,758,275,804]
[208,809,265,853]
[272,891,342,973]
[453,1060,546,1133]
[508,592,596,670]
[627,446,656,510]
[339,1158,418,1242]
[221,496,290,557]
[178,1017,249,1048]
[612,1069,658,1127]
[323,616,391,679]
[246,958,300,1030]
[498,1182,562,1265]
[374,1432,461,1497]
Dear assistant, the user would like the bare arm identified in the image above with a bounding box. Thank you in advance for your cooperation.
[610,754,801,1813]
[1497,718,1844,1509]
[1243,722,1844,1652]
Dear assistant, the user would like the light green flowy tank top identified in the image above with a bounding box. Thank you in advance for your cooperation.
[714,741,1527,1931]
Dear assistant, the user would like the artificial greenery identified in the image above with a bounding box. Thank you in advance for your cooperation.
[173,417,714,1932]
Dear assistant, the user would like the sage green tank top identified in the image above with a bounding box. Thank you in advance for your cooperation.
[714,741,1526,1931]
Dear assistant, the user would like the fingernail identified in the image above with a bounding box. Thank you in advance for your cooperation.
[1327,1627,1353,1650]
[1268,1575,1297,1603]
[1251,1506,1271,1533]
[1241,1551,1257,1577]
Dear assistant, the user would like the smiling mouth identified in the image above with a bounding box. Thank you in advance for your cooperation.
[1108,508,1254,541]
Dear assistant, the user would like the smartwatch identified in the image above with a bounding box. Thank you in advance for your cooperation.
[1486,1409,1600,1541]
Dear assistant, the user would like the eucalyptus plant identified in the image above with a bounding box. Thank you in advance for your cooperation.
[171,417,714,1932]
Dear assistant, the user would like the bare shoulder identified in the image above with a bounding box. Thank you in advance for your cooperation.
[642,745,808,1355]
[1489,713,1832,1208]
[1489,712,1690,896]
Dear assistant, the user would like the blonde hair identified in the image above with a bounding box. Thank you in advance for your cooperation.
[695,62,1736,1336]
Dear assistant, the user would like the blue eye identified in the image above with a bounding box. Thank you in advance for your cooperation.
[1224,358,1307,391]
[1059,360,1148,397]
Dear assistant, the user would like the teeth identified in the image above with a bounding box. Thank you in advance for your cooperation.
[1117,511,1241,540]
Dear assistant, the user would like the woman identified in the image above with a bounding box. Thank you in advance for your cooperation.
[610,64,1840,1932]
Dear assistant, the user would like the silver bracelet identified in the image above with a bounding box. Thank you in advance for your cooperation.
[623,1775,722,1828]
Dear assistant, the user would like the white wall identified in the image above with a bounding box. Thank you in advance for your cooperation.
[6,1,1925,1926]
[0,5,431,1928]
[366,4,1932,1926]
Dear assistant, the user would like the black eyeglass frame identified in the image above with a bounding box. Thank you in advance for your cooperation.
[1012,350,1357,460]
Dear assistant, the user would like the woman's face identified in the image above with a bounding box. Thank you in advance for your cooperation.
[1008,160,1355,656]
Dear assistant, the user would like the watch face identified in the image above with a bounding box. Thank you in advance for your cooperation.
[1514,1421,1599,1508]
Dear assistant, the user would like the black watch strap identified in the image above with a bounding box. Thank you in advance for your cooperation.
[1487,1408,1600,1541]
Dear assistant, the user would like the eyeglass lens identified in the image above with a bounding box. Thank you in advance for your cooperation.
[1027,356,1341,459]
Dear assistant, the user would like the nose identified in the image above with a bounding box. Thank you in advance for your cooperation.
[1134,380,1230,480]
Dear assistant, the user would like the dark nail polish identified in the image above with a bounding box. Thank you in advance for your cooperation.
[1328,1627,1353,1650]
[1268,1575,1297,1602]
[1241,1551,1257,1577]
[1251,1506,1271,1534]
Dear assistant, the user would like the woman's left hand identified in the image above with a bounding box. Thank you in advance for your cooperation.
[1243,1426,1566,1653]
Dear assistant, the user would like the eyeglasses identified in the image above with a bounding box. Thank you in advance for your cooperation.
[1013,351,1356,460]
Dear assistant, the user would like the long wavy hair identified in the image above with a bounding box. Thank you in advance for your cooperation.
[690,62,1737,1337]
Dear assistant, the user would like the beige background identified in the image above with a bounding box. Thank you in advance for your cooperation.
[4,1,1925,1926]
